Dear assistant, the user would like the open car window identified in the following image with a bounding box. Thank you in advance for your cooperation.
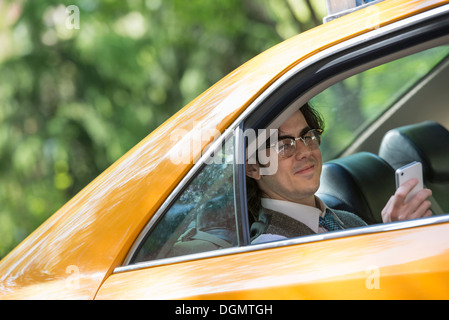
[311,44,449,161]
[244,43,449,243]
[131,137,236,264]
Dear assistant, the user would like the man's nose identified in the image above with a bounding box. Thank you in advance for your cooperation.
[294,142,312,160]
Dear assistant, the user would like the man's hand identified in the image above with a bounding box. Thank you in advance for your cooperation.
[382,178,433,223]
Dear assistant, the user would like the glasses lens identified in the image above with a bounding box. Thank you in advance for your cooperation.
[276,138,296,158]
[303,130,321,149]
[275,129,322,159]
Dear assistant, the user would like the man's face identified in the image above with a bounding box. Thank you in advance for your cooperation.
[246,109,322,207]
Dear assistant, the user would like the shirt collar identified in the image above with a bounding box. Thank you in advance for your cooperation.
[261,197,327,233]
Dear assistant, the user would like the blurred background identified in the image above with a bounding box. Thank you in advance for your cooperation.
[0,0,326,258]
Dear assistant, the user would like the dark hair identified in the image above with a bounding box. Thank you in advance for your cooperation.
[301,102,325,132]
[246,102,324,222]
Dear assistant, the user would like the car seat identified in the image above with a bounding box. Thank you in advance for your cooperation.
[169,195,237,257]
[379,121,449,213]
[316,152,396,224]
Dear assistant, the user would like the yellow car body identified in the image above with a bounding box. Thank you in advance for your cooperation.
[1,0,449,299]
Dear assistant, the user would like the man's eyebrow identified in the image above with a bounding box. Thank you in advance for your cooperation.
[278,126,311,140]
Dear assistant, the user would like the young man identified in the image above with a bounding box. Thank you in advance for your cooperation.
[246,103,433,244]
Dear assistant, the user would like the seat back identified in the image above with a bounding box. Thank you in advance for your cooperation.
[379,121,449,212]
[196,194,237,245]
[317,152,396,224]
[169,195,236,257]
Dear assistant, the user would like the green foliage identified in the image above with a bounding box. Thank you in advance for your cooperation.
[0,0,325,258]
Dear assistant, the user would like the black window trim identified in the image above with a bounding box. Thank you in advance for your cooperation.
[243,4,449,132]
[234,122,252,246]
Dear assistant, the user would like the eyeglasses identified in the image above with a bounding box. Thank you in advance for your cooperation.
[270,128,323,159]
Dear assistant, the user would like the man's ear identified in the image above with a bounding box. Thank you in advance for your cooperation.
[246,163,261,180]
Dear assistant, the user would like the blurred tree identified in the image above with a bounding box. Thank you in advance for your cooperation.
[0,0,326,258]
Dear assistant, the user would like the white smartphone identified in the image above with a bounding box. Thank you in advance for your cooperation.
[395,161,424,203]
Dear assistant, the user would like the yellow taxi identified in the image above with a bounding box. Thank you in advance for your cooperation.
[1,0,449,299]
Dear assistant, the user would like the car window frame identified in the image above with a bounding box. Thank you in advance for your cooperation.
[116,4,449,274]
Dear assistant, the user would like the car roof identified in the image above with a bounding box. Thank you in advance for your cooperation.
[1,0,447,299]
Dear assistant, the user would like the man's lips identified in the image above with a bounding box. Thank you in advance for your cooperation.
[294,164,315,175]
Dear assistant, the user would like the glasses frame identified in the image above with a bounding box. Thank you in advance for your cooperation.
[270,128,323,159]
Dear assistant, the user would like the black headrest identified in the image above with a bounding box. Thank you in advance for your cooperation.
[379,121,449,183]
[317,152,395,224]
